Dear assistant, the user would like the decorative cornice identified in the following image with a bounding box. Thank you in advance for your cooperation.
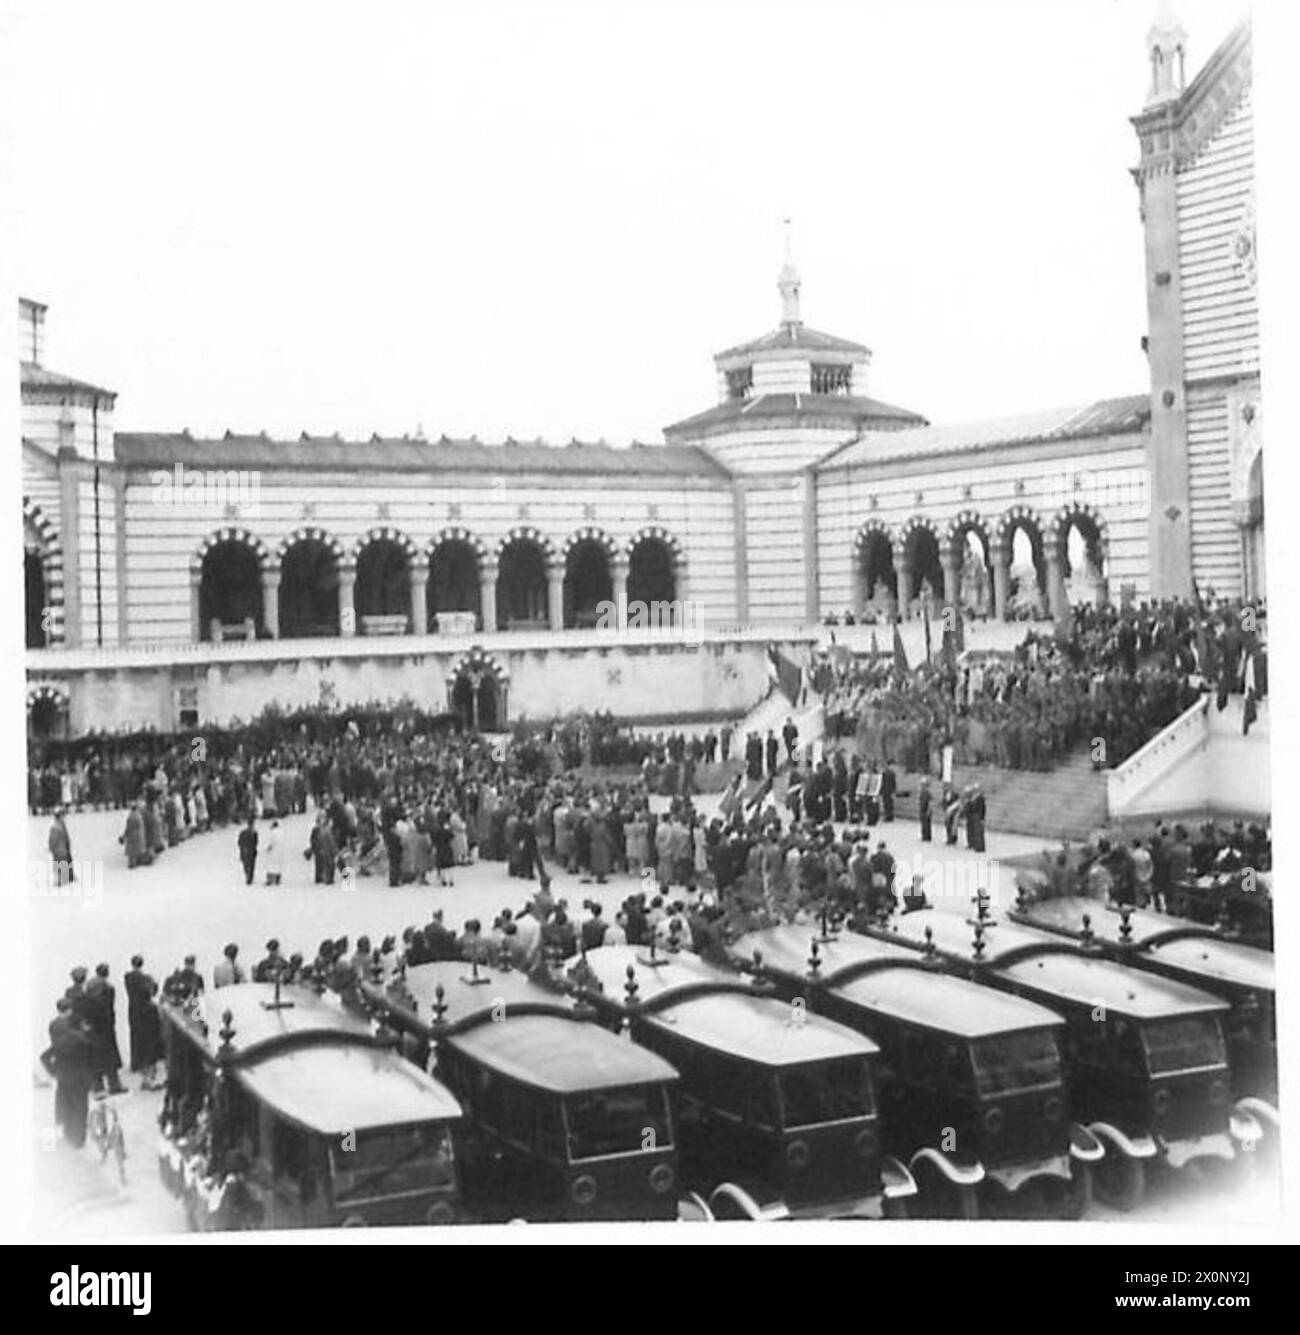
[1131,22,1251,183]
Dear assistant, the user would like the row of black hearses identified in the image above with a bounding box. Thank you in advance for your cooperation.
[156,890,1277,1228]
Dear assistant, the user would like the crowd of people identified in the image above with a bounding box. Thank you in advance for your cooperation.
[1022,815,1272,910]
[821,595,1265,774]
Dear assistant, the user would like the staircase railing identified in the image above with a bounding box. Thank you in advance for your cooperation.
[1106,694,1209,817]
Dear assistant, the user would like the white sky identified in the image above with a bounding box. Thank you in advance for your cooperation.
[5,0,1257,443]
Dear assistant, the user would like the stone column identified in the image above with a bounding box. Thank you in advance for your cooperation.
[189,569,203,642]
[1045,548,1068,623]
[261,568,280,639]
[611,555,630,631]
[941,554,959,613]
[547,558,565,632]
[989,541,1010,621]
[338,563,357,638]
[479,558,498,634]
[896,561,914,621]
[410,557,429,635]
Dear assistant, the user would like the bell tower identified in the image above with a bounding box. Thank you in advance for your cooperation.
[1146,7,1188,107]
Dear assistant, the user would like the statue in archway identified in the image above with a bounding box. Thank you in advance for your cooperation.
[960,552,990,617]
[869,577,896,623]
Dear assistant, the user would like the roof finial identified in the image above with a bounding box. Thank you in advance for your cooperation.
[1146,4,1188,107]
[778,218,801,328]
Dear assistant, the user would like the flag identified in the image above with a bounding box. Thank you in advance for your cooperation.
[892,620,909,677]
[923,600,932,664]
[1243,689,1258,736]
[954,605,966,653]
[870,629,880,661]
[766,644,803,703]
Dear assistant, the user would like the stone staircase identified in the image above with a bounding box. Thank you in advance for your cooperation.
[887,745,1110,842]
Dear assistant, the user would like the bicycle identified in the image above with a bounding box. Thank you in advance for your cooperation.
[88,1093,128,1187]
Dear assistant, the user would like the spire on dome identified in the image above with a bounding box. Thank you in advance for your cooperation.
[778,218,802,327]
[1146,5,1188,107]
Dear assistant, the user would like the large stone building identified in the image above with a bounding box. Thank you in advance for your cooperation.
[22,16,1262,736]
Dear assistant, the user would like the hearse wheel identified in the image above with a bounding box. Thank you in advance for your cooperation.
[1057,1163,1093,1220]
[1093,1154,1144,1212]
[914,1162,980,1220]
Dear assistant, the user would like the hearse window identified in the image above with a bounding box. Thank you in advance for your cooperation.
[1140,1017,1227,1076]
[534,1098,567,1160]
[565,1085,672,1160]
[902,1032,970,1090]
[227,1077,261,1158]
[329,1123,454,1202]
[271,1118,312,1195]
[778,1058,873,1128]
[971,1030,1062,1097]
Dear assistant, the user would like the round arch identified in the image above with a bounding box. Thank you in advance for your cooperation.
[851,520,898,618]
[1047,503,1110,609]
[993,505,1049,619]
[28,682,70,741]
[898,516,944,618]
[627,525,684,619]
[23,498,64,648]
[278,527,345,638]
[354,526,418,625]
[562,526,618,629]
[495,527,555,630]
[428,527,487,631]
[945,510,993,617]
[445,648,510,731]
[192,526,270,641]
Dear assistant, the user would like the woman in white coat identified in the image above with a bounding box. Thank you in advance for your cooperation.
[263,819,286,886]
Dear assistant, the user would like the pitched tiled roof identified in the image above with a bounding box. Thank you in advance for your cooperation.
[816,395,1150,471]
[21,362,116,399]
[112,431,731,478]
[664,392,926,441]
[715,322,868,360]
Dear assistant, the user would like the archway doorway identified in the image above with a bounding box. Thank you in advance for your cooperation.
[429,539,482,629]
[497,537,548,630]
[26,548,47,648]
[855,528,897,619]
[903,524,943,616]
[564,538,613,628]
[280,538,340,637]
[1056,510,1107,609]
[199,540,264,640]
[356,539,410,622]
[1004,516,1048,618]
[451,671,501,731]
[628,536,677,620]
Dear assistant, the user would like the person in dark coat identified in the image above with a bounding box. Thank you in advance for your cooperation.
[121,803,149,868]
[124,955,164,1089]
[48,811,74,886]
[965,785,986,854]
[46,998,95,1148]
[917,779,933,842]
[580,903,608,952]
[765,731,780,778]
[432,814,456,887]
[238,817,258,885]
[311,818,337,885]
[881,763,897,822]
[589,813,613,885]
[83,963,125,1094]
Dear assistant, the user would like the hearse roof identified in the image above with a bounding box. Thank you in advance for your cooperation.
[444,1014,679,1094]
[162,983,375,1063]
[236,1043,463,1135]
